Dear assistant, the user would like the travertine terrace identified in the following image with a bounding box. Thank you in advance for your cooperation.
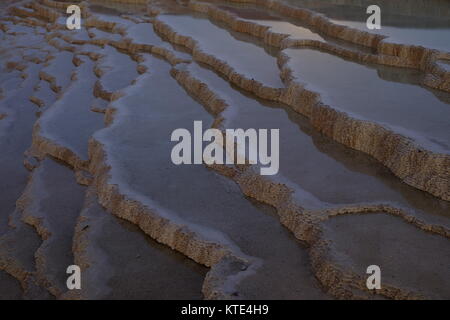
[0,0,449,300]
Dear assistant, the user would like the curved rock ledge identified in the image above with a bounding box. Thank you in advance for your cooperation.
[1,10,207,295]
[17,158,86,298]
[31,122,90,171]
[148,3,449,201]
[187,1,396,65]
[39,0,87,13]
[153,18,282,100]
[0,203,39,294]
[88,135,253,300]
[185,0,441,95]
[0,217,45,299]
[0,209,51,299]
[29,33,176,172]
[170,65,450,239]
[1,0,448,300]
[84,54,258,299]
[277,51,450,201]
[9,1,60,24]
[170,64,449,299]
[47,43,189,165]
[71,186,208,300]
[198,0,450,93]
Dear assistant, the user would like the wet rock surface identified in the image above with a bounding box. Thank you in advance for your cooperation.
[0,0,448,300]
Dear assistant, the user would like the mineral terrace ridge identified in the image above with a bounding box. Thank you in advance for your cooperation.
[0,0,449,300]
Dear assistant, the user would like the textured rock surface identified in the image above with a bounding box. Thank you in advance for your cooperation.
[72,187,207,299]
[151,0,450,201]
[171,60,450,299]
[0,0,448,300]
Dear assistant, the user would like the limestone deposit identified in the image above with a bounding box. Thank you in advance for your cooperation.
[0,0,448,300]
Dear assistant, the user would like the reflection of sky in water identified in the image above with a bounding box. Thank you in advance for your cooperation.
[244,19,325,41]
[332,20,450,52]
[285,48,450,153]
[279,0,450,52]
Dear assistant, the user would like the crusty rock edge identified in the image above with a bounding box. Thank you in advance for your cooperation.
[194,0,449,92]
[149,5,449,201]
[171,63,449,299]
